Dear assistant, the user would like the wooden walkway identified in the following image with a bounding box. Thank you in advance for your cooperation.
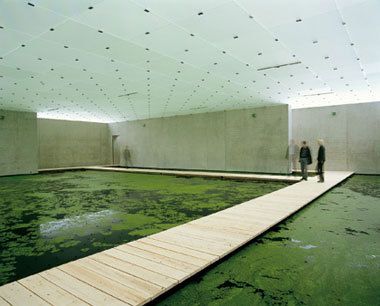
[40,165,301,183]
[0,171,353,306]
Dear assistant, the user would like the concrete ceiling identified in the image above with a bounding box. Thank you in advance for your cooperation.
[0,0,379,122]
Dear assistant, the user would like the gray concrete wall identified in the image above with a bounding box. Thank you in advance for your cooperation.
[292,102,380,174]
[38,119,112,169]
[110,105,290,174]
[0,110,38,176]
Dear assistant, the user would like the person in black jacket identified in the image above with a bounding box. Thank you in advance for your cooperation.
[299,141,312,180]
[317,139,326,183]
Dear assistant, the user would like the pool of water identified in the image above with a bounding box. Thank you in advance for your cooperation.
[0,170,288,286]
[157,175,380,306]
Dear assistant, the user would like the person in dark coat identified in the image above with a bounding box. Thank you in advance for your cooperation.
[317,139,326,183]
[299,140,312,180]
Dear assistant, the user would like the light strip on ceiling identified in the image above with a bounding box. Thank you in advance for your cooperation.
[257,61,302,71]
[303,91,334,97]
[118,92,138,97]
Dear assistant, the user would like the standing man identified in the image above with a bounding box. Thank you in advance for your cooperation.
[317,139,326,183]
[299,141,312,181]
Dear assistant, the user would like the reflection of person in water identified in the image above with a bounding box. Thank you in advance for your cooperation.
[286,139,299,172]
[124,146,131,167]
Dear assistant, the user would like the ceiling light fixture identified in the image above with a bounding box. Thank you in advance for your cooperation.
[257,61,301,71]
[118,92,138,97]
[302,91,334,97]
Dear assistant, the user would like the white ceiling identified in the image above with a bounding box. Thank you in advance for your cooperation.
[0,0,379,122]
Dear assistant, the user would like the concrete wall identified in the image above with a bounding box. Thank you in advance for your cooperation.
[0,110,38,176]
[110,105,290,174]
[38,119,112,169]
[292,102,380,174]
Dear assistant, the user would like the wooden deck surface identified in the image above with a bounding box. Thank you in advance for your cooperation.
[40,165,301,183]
[0,171,353,305]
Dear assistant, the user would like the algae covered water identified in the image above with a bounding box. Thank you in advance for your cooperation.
[157,175,380,306]
[0,170,288,286]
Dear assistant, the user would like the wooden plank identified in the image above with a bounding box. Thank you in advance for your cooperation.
[116,244,200,273]
[220,209,283,221]
[164,227,240,246]
[91,252,176,289]
[235,207,294,219]
[235,206,296,216]
[19,274,88,306]
[40,268,127,306]
[151,231,232,256]
[0,296,10,306]
[59,262,145,306]
[193,214,267,232]
[0,282,49,306]
[210,212,274,227]
[86,166,300,183]
[104,248,188,281]
[181,223,252,240]
[189,219,258,236]
[169,224,248,245]
[141,238,218,262]
[74,258,162,299]
[129,240,209,267]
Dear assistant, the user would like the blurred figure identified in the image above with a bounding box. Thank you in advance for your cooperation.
[286,139,299,172]
[299,140,312,180]
[317,139,326,183]
[124,145,131,167]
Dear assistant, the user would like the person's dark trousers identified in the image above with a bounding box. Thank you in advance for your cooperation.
[300,158,309,180]
[317,161,324,182]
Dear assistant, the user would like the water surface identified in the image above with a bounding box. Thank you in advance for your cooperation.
[157,175,380,306]
[0,170,288,286]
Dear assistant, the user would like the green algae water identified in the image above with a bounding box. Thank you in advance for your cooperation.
[157,175,380,306]
[0,170,288,286]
